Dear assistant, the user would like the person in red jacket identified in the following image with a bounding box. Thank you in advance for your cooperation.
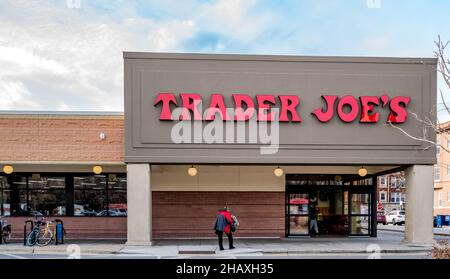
[213,207,235,250]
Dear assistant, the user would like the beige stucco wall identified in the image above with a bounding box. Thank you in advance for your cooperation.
[151,165,398,192]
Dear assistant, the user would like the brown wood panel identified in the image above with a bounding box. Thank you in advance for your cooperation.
[152,191,285,238]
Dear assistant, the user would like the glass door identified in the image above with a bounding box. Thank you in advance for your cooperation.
[286,193,310,236]
[348,191,372,236]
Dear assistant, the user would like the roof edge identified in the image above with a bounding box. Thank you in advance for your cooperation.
[123,52,438,65]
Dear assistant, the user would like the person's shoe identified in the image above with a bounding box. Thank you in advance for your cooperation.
[229,246,236,249]
[219,247,224,251]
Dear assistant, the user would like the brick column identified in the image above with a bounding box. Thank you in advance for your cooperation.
[126,164,152,245]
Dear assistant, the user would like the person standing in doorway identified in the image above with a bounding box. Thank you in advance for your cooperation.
[309,198,319,236]
[214,207,235,250]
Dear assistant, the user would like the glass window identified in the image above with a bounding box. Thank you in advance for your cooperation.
[28,176,66,216]
[379,176,387,188]
[448,138,450,149]
[289,193,309,215]
[351,194,370,215]
[448,191,450,202]
[390,192,396,203]
[289,216,309,235]
[437,145,441,156]
[434,165,440,181]
[438,192,443,207]
[390,177,397,188]
[0,176,27,216]
[447,165,450,176]
[1,174,126,217]
[350,216,369,234]
[74,175,107,216]
[379,191,387,202]
[107,175,127,216]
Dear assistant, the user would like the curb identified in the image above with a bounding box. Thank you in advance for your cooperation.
[378,227,450,236]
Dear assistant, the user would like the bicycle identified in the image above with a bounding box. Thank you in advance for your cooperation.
[1,217,11,244]
[26,217,56,247]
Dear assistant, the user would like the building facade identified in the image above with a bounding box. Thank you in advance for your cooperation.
[0,53,437,245]
[124,53,436,245]
[434,121,450,216]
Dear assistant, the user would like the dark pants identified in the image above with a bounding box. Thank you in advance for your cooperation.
[216,231,233,250]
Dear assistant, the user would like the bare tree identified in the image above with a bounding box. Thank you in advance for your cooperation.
[388,36,450,155]
[435,36,450,116]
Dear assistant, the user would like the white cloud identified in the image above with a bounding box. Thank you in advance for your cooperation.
[195,0,272,42]
[0,0,197,111]
[0,77,40,109]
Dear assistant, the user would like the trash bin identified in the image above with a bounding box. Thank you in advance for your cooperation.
[436,215,443,228]
[54,219,64,245]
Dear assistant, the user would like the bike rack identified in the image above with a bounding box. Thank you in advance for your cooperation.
[23,220,34,246]
[24,219,66,246]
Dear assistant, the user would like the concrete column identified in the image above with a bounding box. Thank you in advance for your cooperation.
[126,163,152,246]
[404,165,434,245]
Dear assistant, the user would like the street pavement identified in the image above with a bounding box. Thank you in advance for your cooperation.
[0,230,448,259]
[0,252,430,259]
[378,223,450,236]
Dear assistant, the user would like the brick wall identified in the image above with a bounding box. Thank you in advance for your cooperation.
[0,115,124,162]
[152,191,285,238]
[5,192,284,240]
[6,217,127,240]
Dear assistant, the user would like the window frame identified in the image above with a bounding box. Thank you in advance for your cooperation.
[434,165,440,181]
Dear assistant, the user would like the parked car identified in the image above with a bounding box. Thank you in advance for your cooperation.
[82,209,97,217]
[377,211,387,225]
[385,210,405,225]
[27,211,43,217]
[110,208,127,216]
[96,210,121,216]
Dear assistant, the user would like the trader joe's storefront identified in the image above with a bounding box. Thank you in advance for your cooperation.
[124,52,436,245]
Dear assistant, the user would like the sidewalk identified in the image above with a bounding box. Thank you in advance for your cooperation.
[0,236,434,257]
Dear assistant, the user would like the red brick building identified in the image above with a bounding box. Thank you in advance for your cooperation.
[376,172,406,214]
[0,112,127,239]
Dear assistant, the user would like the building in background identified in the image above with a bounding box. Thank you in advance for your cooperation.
[435,121,450,216]
[377,172,406,213]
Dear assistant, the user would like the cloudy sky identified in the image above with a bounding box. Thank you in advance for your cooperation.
[1,0,449,119]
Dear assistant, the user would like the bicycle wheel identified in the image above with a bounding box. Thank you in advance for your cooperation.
[26,229,39,246]
[2,229,11,244]
[36,228,52,246]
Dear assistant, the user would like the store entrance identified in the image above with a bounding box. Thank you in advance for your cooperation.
[285,174,376,237]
